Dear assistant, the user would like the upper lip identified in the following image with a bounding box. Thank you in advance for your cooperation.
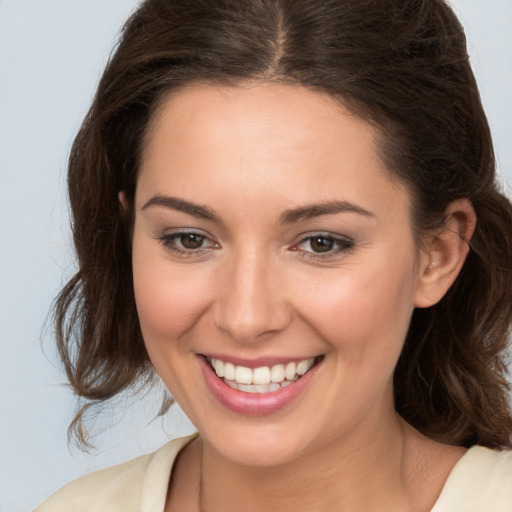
[200,353,321,369]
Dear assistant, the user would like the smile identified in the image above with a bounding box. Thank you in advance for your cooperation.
[199,354,323,416]
[207,356,316,393]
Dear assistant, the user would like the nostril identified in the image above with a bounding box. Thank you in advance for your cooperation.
[213,304,292,343]
[211,257,293,342]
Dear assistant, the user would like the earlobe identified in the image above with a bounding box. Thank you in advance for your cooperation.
[414,199,476,308]
[118,191,128,210]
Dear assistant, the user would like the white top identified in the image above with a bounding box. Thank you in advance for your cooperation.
[35,436,512,511]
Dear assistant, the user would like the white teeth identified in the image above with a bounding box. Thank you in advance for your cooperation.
[255,383,271,393]
[208,356,316,392]
[225,381,285,393]
[238,383,257,393]
[235,366,252,385]
[285,362,296,381]
[296,358,314,375]
[270,364,285,383]
[213,359,224,378]
[224,362,235,380]
[253,366,271,385]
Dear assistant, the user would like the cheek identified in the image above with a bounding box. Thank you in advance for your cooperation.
[293,259,417,362]
[132,253,212,344]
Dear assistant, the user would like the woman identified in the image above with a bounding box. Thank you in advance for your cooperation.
[36,0,512,510]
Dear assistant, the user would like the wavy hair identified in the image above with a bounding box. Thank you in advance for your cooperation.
[54,0,512,448]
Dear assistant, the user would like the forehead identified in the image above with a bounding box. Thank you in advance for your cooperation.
[144,82,376,166]
[137,82,410,223]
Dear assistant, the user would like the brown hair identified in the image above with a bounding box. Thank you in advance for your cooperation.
[55,0,512,448]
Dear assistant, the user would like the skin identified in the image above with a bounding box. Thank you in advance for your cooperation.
[129,82,475,511]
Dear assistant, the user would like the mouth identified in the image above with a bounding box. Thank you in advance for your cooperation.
[206,356,318,394]
[198,353,323,416]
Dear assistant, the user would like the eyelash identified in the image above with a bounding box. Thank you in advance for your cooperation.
[290,233,355,260]
[156,230,218,257]
[155,230,355,260]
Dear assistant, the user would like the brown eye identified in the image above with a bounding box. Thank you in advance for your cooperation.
[157,230,218,257]
[180,233,205,249]
[309,236,335,253]
[292,233,354,258]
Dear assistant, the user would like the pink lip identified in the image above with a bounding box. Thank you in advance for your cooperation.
[197,355,321,416]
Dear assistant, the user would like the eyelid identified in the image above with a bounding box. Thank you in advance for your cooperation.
[154,228,220,256]
[289,231,355,259]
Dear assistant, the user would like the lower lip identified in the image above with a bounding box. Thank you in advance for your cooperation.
[198,356,321,416]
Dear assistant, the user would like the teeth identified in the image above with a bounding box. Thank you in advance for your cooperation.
[285,362,296,380]
[213,359,224,378]
[225,381,290,393]
[208,356,316,392]
[238,383,257,393]
[235,366,252,385]
[297,358,314,375]
[253,366,271,384]
[224,362,235,380]
[270,364,284,383]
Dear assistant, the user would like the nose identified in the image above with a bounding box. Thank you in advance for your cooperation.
[213,249,292,343]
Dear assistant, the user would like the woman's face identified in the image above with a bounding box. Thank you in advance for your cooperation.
[132,83,427,466]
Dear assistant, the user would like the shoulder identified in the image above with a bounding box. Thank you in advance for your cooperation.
[432,446,512,512]
[34,435,196,512]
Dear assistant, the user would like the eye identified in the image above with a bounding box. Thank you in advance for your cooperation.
[307,235,336,253]
[177,232,207,249]
[291,233,354,258]
[155,229,219,257]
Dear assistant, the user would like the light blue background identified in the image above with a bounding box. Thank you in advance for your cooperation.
[1,1,511,510]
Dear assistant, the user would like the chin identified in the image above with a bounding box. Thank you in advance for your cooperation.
[194,413,331,469]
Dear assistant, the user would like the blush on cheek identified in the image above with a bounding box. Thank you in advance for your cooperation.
[293,263,415,362]
[133,268,210,342]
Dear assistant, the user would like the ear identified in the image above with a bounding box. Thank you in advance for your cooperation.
[414,199,476,308]
[118,190,128,210]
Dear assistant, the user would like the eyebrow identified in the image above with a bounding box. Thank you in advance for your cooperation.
[278,200,374,224]
[141,195,221,222]
[141,195,374,224]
